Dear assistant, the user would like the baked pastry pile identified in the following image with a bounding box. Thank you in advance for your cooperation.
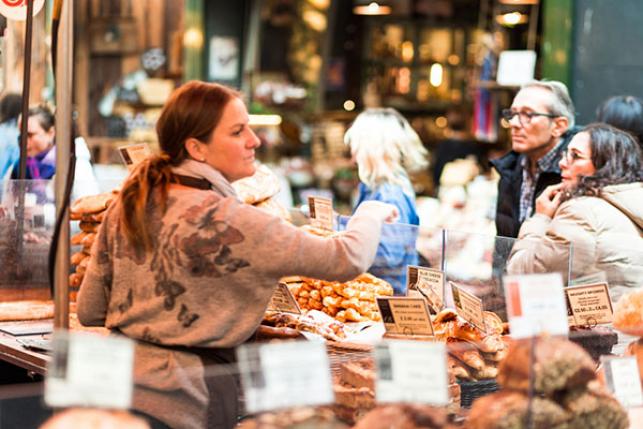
[432,309,507,382]
[69,191,118,299]
[468,336,629,429]
[262,310,348,342]
[613,288,643,335]
[286,274,394,322]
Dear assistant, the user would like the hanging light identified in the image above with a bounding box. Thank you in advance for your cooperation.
[496,11,528,26]
[499,0,539,4]
[353,1,392,16]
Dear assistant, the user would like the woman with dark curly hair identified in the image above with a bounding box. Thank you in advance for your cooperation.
[508,123,643,302]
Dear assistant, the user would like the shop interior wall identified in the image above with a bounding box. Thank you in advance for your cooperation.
[571,0,643,125]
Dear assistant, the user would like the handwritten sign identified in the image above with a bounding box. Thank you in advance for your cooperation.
[566,283,613,326]
[602,356,643,408]
[376,297,434,337]
[407,266,444,312]
[308,196,334,231]
[45,331,134,409]
[238,341,334,412]
[374,340,448,405]
[267,283,301,314]
[118,143,152,171]
[450,282,486,332]
[504,273,568,339]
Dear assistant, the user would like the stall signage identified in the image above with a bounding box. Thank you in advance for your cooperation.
[374,340,448,405]
[45,331,134,409]
[308,196,334,231]
[601,356,643,408]
[267,282,301,314]
[450,282,486,332]
[565,282,613,326]
[0,0,45,21]
[237,341,333,413]
[504,273,569,339]
[118,143,152,171]
[376,297,434,337]
[407,266,444,312]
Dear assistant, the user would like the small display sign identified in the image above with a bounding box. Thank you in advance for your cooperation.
[45,331,134,409]
[238,341,334,413]
[602,356,643,408]
[504,273,569,339]
[376,297,434,337]
[450,282,486,332]
[267,283,301,314]
[566,282,614,326]
[308,196,334,231]
[374,340,449,405]
[407,266,444,313]
[118,143,152,171]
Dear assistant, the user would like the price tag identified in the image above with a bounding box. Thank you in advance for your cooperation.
[118,143,152,171]
[267,283,301,314]
[449,282,486,332]
[45,331,134,409]
[408,266,444,312]
[237,341,334,413]
[376,297,434,337]
[566,283,613,326]
[504,273,569,339]
[308,196,334,231]
[374,340,448,405]
[601,356,643,408]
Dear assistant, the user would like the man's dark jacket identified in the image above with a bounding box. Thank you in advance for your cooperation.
[491,128,579,238]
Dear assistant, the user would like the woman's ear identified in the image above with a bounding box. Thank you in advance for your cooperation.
[184,138,205,162]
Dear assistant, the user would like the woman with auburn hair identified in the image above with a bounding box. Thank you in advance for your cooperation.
[77,81,397,429]
[508,123,643,302]
[344,108,428,294]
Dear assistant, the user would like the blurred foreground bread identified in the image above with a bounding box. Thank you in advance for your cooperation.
[39,408,149,429]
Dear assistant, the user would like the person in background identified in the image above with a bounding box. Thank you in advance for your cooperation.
[6,105,99,201]
[78,81,397,429]
[508,123,642,303]
[596,95,643,146]
[0,93,22,178]
[492,80,578,238]
[344,108,428,294]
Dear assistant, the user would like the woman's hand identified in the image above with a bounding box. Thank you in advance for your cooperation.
[535,184,564,218]
[356,201,399,223]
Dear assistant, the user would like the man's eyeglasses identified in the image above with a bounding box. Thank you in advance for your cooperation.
[500,109,559,128]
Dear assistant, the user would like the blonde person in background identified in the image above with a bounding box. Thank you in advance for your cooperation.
[344,108,429,294]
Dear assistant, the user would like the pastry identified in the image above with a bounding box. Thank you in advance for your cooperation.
[232,164,281,204]
[71,192,115,216]
[351,404,448,429]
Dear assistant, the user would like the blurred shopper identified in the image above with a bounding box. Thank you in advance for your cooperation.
[344,108,428,294]
[508,124,643,302]
[5,105,98,201]
[492,80,578,238]
[78,81,397,429]
[596,95,643,146]
[0,93,22,178]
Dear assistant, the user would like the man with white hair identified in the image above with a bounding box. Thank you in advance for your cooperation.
[491,80,578,238]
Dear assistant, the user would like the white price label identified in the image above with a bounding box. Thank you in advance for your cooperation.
[377,297,434,337]
[450,282,486,332]
[375,340,448,405]
[602,356,643,408]
[45,331,134,409]
[118,143,152,171]
[308,196,334,231]
[504,273,569,339]
[566,282,614,327]
[267,283,301,314]
[238,341,334,413]
[408,266,444,312]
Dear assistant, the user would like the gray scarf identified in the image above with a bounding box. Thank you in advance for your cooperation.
[171,159,239,200]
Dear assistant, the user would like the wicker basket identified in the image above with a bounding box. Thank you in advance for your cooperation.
[326,341,373,377]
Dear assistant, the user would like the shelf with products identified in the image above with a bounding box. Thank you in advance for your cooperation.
[362,19,486,112]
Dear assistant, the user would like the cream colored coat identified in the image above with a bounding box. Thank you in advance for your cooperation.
[508,183,643,303]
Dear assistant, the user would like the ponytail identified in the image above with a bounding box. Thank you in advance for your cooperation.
[119,154,175,251]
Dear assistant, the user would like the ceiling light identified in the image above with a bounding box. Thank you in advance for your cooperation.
[496,12,528,26]
[353,2,392,16]
[499,0,539,4]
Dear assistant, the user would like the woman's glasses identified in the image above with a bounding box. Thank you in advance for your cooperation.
[500,109,559,128]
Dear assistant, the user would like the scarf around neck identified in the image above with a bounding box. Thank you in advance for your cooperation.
[171,159,238,200]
